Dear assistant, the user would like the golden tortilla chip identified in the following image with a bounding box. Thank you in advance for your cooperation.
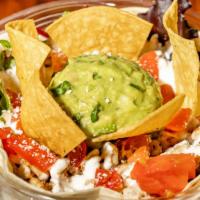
[93,95,184,142]
[6,20,86,157]
[141,34,161,54]
[194,38,200,52]
[46,6,152,60]
[195,82,200,117]
[163,0,199,115]
[6,20,38,39]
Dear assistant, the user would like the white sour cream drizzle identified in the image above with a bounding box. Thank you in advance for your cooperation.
[6,65,19,86]
[156,49,176,91]
[0,107,23,135]
[102,142,118,170]
[165,127,200,156]
[65,156,100,191]
[50,156,101,192]
[50,158,70,193]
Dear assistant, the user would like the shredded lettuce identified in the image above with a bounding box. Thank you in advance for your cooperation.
[0,81,12,115]
[0,51,5,70]
[0,40,14,71]
[0,40,11,49]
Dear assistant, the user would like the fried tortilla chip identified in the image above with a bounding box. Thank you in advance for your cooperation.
[93,95,184,142]
[46,6,152,60]
[163,0,199,115]
[6,20,86,157]
[194,38,200,52]
[195,82,200,117]
[6,20,38,39]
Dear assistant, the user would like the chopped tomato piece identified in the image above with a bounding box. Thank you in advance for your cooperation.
[8,154,21,164]
[131,154,196,196]
[68,142,87,168]
[36,27,49,38]
[95,168,124,192]
[160,84,175,104]
[139,51,159,80]
[6,89,21,108]
[116,135,150,160]
[0,127,12,139]
[51,51,68,72]
[0,127,57,172]
[0,128,16,155]
[166,108,192,132]
[2,139,16,155]
[128,146,149,164]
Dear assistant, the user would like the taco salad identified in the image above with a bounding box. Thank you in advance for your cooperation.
[0,0,200,199]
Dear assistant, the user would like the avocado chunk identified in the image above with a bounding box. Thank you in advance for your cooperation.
[49,55,162,137]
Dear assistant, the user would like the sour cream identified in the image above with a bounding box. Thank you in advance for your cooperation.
[1,107,23,135]
[165,127,200,156]
[156,50,176,91]
[102,142,118,170]
[116,162,136,188]
[50,158,69,193]
[6,65,19,86]
[64,156,100,192]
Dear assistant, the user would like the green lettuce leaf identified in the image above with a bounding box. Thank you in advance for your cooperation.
[0,81,12,115]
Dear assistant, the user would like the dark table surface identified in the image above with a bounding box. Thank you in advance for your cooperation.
[0,0,54,19]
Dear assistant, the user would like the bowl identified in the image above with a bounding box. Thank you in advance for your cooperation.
[0,1,152,199]
[0,0,152,31]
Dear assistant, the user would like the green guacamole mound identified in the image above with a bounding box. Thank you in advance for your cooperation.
[49,55,162,137]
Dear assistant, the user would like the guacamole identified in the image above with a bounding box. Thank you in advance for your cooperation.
[49,55,162,137]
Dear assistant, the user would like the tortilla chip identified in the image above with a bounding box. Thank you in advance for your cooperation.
[141,34,161,54]
[195,82,200,117]
[163,0,199,115]
[6,20,86,157]
[46,6,152,60]
[194,38,200,52]
[93,95,184,142]
[6,20,38,39]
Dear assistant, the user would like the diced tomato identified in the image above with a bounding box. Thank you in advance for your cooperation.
[95,168,124,192]
[51,51,68,72]
[68,142,87,168]
[131,154,196,196]
[0,127,57,172]
[36,27,49,38]
[8,154,21,164]
[2,139,16,155]
[128,146,149,164]
[166,108,192,132]
[0,127,12,139]
[160,84,175,104]
[0,129,16,155]
[139,51,159,80]
[116,135,150,160]
[6,89,21,108]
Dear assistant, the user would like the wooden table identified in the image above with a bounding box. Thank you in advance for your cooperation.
[0,0,54,19]
[0,0,154,19]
